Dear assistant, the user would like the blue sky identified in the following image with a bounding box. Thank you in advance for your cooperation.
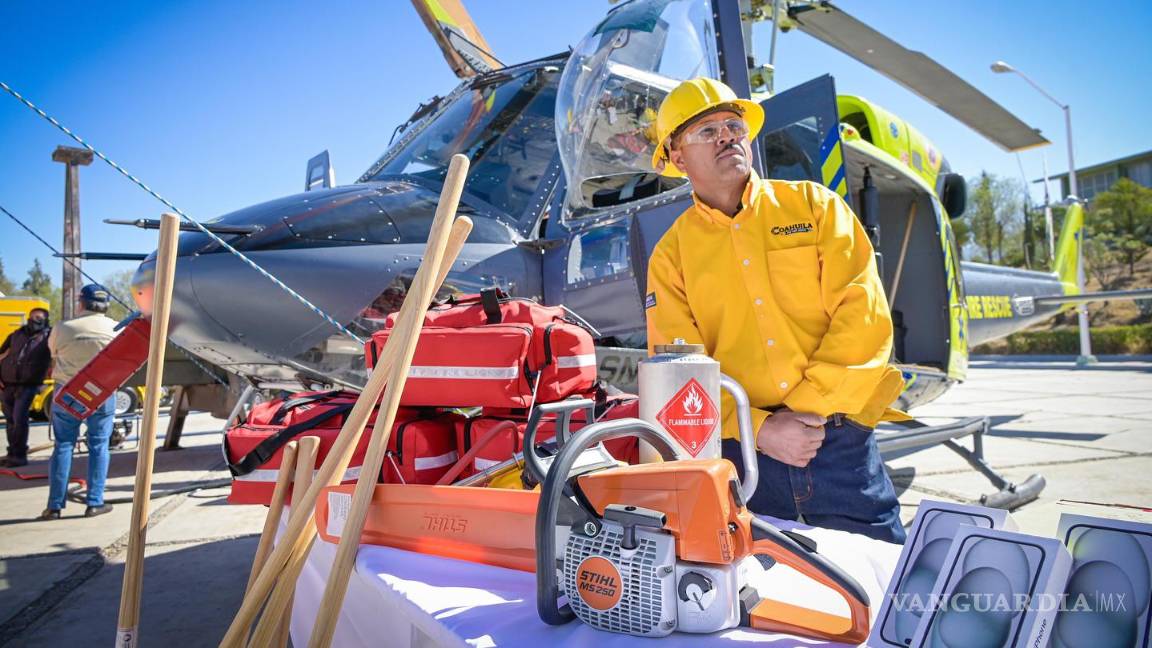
[2,1,1150,289]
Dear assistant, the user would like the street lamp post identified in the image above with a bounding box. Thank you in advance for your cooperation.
[991,61,1096,365]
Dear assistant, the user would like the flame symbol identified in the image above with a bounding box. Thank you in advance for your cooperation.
[682,386,704,415]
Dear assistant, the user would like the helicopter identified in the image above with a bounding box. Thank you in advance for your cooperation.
[108,0,1143,505]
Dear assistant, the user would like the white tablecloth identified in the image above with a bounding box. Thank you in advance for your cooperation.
[289,517,901,647]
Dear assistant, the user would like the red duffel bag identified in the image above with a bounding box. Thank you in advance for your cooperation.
[365,288,597,408]
[224,390,451,504]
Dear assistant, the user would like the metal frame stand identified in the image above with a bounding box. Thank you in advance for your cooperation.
[878,416,1046,510]
[161,386,188,451]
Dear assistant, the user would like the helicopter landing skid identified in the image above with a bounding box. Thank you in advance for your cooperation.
[878,416,1046,511]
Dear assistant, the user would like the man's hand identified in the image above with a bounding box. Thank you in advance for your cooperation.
[756,410,827,468]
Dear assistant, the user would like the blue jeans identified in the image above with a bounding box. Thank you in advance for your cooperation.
[2,384,39,459]
[722,414,906,544]
[48,397,116,509]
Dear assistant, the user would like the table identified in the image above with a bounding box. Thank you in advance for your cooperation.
[288,516,901,647]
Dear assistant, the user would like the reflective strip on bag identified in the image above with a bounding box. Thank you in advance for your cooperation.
[234,466,362,483]
[474,457,503,471]
[407,365,520,380]
[556,354,597,369]
[414,450,458,471]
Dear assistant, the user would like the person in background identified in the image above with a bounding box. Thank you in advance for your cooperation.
[0,307,53,468]
[40,284,119,520]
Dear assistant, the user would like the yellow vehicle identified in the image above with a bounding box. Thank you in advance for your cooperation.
[1,295,49,339]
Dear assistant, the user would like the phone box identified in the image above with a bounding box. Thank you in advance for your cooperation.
[869,500,1018,647]
[1051,513,1152,648]
[911,527,1072,648]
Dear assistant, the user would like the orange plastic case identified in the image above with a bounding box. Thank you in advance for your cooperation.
[315,484,540,572]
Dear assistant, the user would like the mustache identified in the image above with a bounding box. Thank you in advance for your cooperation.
[716,143,744,158]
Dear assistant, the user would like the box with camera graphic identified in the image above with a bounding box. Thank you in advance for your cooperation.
[868,500,1017,647]
[1051,513,1152,648]
[910,526,1071,648]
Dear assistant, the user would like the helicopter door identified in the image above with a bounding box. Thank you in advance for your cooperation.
[756,74,852,201]
[543,214,647,343]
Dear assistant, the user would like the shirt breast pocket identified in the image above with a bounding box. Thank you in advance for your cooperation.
[765,245,824,321]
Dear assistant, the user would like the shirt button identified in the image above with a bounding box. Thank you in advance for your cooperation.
[779,381,788,389]
[766,338,775,346]
[742,259,750,266]
[754,298,763,306]
[733,223,741,230]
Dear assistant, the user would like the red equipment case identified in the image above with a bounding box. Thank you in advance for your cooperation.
[53,316,150,419]
[366,289,597,408]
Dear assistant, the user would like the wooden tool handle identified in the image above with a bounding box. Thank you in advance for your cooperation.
[221,156,473,648]
[244,436,320,648]
[115,212,181,648]
[244,441,299,595]
[307,154,472,648]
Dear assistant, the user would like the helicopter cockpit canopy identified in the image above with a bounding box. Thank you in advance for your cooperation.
[556,0,720,218]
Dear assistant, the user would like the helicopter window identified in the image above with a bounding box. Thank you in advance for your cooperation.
[368,68,559,222]
[841,111,873,144]
[760,116,821,184]
[566,220,631,285]
[556,0,719,218]
[560,62,686,218]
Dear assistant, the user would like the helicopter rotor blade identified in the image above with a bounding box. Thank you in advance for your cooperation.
[410,0,503,79]
[787,2,1050,152]
[54,252,148,261]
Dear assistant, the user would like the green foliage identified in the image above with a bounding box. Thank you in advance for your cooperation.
[0,256,13,295]
[974,323,1152,355]
[102,269,137,322]
[1087,178,1152,278]
[965,172,1026,265]
[21,258,53,296]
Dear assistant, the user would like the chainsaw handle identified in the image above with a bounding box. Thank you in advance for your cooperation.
[746,518,871,644]
[536,418,681,626]
[523,398,596,488]
[719,374,758,502]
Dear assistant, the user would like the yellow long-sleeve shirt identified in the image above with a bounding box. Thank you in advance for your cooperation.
[646,173,906,441]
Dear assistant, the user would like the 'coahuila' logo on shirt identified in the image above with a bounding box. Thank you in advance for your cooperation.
[771,222,814,236]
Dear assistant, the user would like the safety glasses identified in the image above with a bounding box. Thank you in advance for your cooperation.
[678,117,749,146]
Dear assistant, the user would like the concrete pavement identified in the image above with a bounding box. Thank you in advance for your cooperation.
[0,357,1149,646]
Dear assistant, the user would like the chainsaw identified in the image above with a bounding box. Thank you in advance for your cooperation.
[533,416,872,643]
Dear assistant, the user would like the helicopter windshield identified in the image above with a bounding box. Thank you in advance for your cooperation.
[555,0,719,217]
[367,66,560,221]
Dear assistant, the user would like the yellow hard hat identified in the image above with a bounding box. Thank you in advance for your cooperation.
[651,77,765,178]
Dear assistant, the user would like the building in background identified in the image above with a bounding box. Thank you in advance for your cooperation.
[1043,149,1152,201]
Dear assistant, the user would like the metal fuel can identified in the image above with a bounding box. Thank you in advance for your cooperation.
[639,339,722,461]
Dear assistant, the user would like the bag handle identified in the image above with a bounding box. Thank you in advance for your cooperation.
[480,287,503,324]
[227,402,354,477]
[268,390,345,425]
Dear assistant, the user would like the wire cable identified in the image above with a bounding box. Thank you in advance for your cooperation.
[0,80,364,345]
[1,201,227,386]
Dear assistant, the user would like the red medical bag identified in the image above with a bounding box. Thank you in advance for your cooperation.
[380,412,461,485]
[53,316,150,419]
[453,392,641,478]
[366,289,597,408]
[224,390,451,504]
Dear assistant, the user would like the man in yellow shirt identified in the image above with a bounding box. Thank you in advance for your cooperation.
[646,78,906,543]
